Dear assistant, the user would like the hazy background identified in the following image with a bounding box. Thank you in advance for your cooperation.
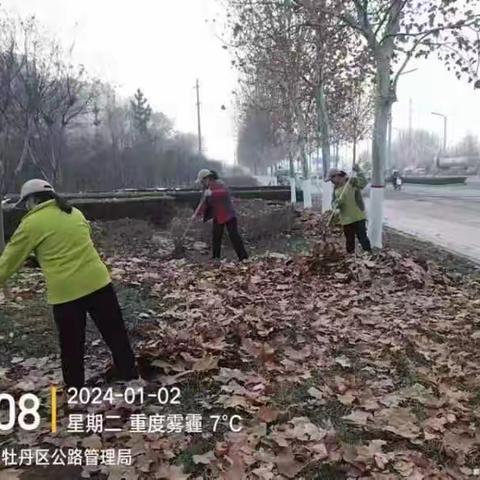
[3,0,479,163]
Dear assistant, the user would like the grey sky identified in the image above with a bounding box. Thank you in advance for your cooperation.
[2,0,479,164]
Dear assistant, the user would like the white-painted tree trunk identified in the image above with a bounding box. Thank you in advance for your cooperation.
[289,177,296,204]
[368,186,384,248]
[322,181,333,213]
[302,179,312,208]
[368,53,392,249]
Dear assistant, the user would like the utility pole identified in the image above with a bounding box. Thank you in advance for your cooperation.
[195,79,202,156]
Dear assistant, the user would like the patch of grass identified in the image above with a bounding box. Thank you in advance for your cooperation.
[115,285,159,329]
[416,439,453,467]
[392,352,420,387]
[409,400,428,422]
[176,375,220,413]
[0,298,56,362]
[329,342,364,375]
[271,378,368,446]
[405,341,431,367]
[303,462,347,480]
[271,381,317,410]
[174,438,216,474]
[470,388,480,408]
[288,236,311,254]
[466,450,480,470]
[0,283,156,365]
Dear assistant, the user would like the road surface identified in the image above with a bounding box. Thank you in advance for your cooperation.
[382,181,480,264]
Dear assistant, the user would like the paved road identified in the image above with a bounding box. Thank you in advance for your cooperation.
[382,181,480,264]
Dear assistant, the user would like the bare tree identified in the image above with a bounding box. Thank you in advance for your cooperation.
[297,0,480,246]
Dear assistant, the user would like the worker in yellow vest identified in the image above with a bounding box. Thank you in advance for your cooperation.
[0,179,138,389]
[327,165,372,254]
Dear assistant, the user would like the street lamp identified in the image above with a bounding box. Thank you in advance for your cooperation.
[387,68,419,173]
[431,112,447,152]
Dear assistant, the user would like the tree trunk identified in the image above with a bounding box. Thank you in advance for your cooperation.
[0,202,4,252]
[16,121,32,176]
[288,149,296,204]
[317,84,332,213]
[368,54,392,248]
[352,138,357,169]
[300,143,312,208]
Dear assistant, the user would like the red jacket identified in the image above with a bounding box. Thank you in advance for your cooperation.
[197,180,236,225]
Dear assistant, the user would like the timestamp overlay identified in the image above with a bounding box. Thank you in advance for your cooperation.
[0,384,245,469]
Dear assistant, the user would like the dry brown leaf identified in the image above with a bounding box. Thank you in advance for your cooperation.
[0,470,24,480]
[82,434,103,450]
[307,387,324,401]
[107,466,139,480]
[251,464,275,480]
[337,391,356,405]
[220,395,251,409]
[393,460,415,477]
[287,417,326,441]
[342,410,371,426]
[192,355,219,372]
[192,450,215,465]
[274,450,307,478]
[335,355,352,368]
[374,408,420,440]
[155,464,190,480]
[257,406,281,423]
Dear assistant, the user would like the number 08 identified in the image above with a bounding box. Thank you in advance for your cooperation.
[0,393,41,431]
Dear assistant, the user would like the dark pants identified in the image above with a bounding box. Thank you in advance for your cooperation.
[343,220,372,254]
[53,284,138,389]
[212,218,248,260]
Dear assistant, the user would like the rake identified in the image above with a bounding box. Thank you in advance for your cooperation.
[172,194,207,256]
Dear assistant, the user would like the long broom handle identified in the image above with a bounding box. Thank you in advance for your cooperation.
[182,193,207,240]
[326,175,354,226]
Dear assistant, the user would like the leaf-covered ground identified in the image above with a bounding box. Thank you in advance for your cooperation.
[0,209,479,480]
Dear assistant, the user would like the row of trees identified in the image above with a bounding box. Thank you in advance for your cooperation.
[225,0,480,246]
[0,13,220,195]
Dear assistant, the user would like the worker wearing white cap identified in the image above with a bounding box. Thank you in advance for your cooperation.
[0,179,138,389]
[327,165,372,254]
[194,169,248,261]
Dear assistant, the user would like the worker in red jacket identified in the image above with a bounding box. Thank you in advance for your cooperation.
[195,169,248,261]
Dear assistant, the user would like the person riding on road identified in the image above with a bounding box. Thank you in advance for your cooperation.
[392,170,402,190]
[0,179,138,389]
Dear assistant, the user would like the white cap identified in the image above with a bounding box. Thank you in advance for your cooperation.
[15,179,54,207]
[195,169,213,183]
[326,168,346,181]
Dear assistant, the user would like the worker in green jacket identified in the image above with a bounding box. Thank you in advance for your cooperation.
[0,179,138,389]
[327,165,372,254]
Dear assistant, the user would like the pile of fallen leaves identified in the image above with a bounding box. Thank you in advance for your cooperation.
[1,210,480,479]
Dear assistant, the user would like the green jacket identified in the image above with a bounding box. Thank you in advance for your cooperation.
[332,171,368,226]
[0,200,110,305]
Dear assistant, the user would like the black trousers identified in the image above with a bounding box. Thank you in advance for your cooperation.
[53,284,138,389]
[212,218,248,260]
[343,220,372,254]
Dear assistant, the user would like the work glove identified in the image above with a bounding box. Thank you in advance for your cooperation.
[203,189,212,197]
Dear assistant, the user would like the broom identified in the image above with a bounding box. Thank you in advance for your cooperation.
[324,174,353,235]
